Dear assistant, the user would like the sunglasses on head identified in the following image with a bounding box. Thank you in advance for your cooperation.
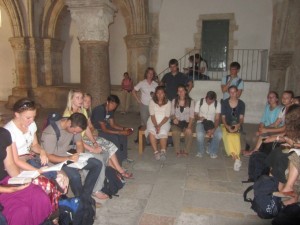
[19,101,35,110]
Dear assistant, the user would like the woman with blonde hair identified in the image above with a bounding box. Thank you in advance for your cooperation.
[64,90,133,199]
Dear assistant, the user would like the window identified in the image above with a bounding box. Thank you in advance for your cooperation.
[202,20,229,71]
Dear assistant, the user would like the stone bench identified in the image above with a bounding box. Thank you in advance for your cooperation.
[138,128,211,154]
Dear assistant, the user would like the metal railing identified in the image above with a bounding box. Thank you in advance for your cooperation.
[158,49,269,82]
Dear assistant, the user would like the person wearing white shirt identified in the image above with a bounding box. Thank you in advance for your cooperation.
[132,67,158,127]
[194,91,222,159]
[145,86,171,161]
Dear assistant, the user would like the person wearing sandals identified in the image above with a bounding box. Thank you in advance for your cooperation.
[146,86,171,160]
[221,85,245,171]
[64,90,133,199]
[171,85,195,156]
[195,91,222,159]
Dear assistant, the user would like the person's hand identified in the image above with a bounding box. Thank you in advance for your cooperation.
[155,125,161,134]
[206,129,214,138]
[263,136,276,143]
[173,118,179,125]
[40,151,48,165]
[91,146,103,154]
[185,127,192,134]
[68,153,79,162]
[258,127,267,134]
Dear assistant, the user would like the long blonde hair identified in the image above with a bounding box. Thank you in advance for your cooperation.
[65,89,84,114]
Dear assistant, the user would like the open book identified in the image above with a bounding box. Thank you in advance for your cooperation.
[67,153,94,169]
[8,161,67,185]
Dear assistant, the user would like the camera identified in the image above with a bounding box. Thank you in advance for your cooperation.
[231,125,235,130]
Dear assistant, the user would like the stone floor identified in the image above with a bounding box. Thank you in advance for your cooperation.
[0,102,272,225]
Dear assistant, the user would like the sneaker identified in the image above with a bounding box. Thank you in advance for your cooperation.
[154,151,160,160]
[233,159,242,171]
[196,152,203,158]
[160,151,167,161]
[210,153,218,159]
[206,149,210,155]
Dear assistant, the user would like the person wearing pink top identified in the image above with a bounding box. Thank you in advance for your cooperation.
[121,72,134,114]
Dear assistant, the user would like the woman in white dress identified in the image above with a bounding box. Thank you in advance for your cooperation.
[146,86,171,161]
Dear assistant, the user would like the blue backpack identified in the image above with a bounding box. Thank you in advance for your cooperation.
[244,175,283,219]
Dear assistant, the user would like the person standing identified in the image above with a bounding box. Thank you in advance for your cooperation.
[161,58,193,101]
[221,62,244,100]
[121,72,133,114]
[132,67,158,128]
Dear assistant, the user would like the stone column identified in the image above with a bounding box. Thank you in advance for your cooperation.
[66,0,116,106]
[124,34,152,83]
[43,39,65,86]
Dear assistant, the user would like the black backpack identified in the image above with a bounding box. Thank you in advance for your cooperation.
[247,151,270,182]
[101,166,125,198]
[43,112,63,141]
[244,175,283,219]
[73,195,96,225]
[272,202,300,225]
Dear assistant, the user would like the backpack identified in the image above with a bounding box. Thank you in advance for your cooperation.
[244,175,283,219]
[246,151,270,182]
[58,195,96,225]
[101,166,125,198]
[43,112,63,141]
[199,98,218,110]
[272,202,300,225]
[226,75,242,87]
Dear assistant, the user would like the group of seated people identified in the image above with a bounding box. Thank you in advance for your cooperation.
[0,90,134,225]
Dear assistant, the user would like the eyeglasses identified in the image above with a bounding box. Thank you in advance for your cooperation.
[231,108,237,117]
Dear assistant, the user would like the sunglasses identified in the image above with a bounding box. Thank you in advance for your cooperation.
[231,108,237,117]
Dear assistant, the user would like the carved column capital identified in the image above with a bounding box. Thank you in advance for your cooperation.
[269,51,293,70]
[65,0,116,42]
[124,34,152,48]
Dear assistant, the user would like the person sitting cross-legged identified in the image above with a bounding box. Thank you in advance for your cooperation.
[195,91,222,159]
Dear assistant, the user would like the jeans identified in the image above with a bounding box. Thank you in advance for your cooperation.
[62,158,102,197]
[196,122,222,155]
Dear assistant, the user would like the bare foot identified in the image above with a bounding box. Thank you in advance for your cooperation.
[94,192,109,200]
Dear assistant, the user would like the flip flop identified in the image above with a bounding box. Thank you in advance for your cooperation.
[273,191,296,198]
[121,171,133,179]
[93,191,109,200]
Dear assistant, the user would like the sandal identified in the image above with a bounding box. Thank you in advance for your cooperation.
[273,191,296,198]
[121,171,133,179]
[93,191,109,200]
[154,151,160,160]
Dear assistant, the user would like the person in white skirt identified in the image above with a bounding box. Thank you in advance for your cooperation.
[145,86,171,161]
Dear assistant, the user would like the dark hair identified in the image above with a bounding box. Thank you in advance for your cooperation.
[285,104,300,141]
[68,112,87,131]
[228,85,238,92]
[268,91,279,100]
[13,98,36,113]
[152,86,168,105]
[123,72,129,76]
[175,84,192,108]
[168,58,178,67]
[144,67,157,80]
[230,62,241,70]
[206,91,217,100]
[283,90,294,99]
[107,95,120,105]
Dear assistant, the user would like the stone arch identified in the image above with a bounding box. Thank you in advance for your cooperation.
[113,0,149,35]
[40,0,67,38]
[0,0,24,37]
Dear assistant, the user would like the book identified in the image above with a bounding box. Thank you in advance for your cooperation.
[42,161,67,172]
[67,153,94,169]
[8,170,40,185]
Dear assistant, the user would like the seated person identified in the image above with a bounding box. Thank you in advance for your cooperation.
[195,91,222,159]
[65,90,133,192]
[264,105,300,193]
[171,85,195,156]
[221,85,245,171]
[41,113,102,198]
[146,86,171,161]
[245,91,283,156]
[259,90,294,137]
[4,98,67,210]
[91,95,134,165]
[0,127,52,225]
